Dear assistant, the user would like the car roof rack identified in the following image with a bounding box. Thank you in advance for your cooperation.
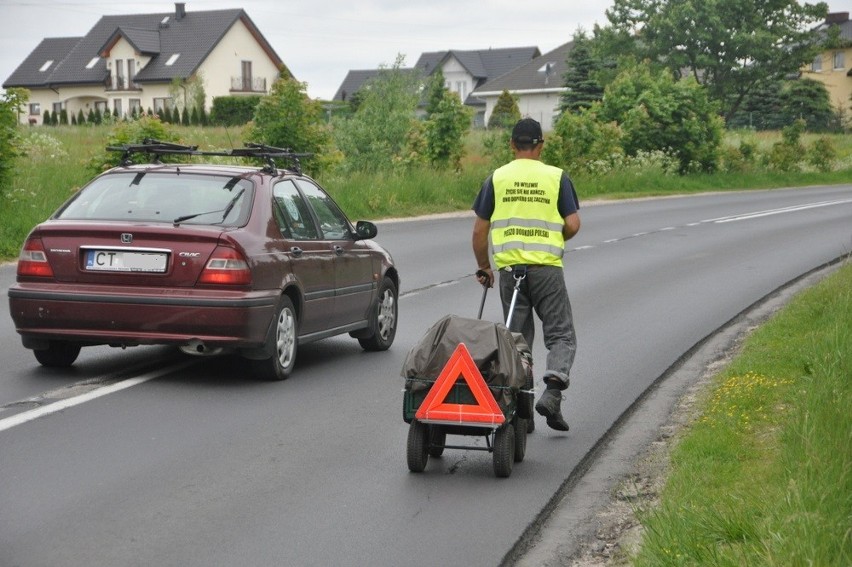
[106,138,313,175]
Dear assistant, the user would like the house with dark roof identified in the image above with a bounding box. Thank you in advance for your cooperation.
[472,41,574,132]
[3,3,286,125]
[332,46,540,127]
[802,11,852,110]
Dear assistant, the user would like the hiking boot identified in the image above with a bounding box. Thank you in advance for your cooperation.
[535,389,570,431]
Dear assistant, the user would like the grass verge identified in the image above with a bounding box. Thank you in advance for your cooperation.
[631,261,852,566]
[1,125,851,260]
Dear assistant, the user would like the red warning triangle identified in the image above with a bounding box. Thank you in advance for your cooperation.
[415,342,505,425]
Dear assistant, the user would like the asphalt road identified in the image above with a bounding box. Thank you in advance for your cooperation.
[1,185,850,566]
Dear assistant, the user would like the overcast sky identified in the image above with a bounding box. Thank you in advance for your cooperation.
[0,0,616,100]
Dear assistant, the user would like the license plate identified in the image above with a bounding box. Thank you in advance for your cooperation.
[85,249,168,273]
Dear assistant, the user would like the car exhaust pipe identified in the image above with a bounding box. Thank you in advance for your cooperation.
[180,339,224,357]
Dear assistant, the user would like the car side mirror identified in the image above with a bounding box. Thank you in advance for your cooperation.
[354,220,377,240]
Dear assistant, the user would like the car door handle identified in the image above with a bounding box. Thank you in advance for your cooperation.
[290,246,303,257]
[333,245,344,256]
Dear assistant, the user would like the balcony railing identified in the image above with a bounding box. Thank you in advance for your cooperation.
[230,76,267,92]
[103,73,141,91]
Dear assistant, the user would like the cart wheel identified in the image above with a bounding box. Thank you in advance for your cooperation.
[428,427,446,458]
[514,418,527,462]
[493,423,515,478]
[407,420,429,472]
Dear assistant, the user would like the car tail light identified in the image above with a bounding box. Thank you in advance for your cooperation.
[17,238,54,278]
[198,246,251,285]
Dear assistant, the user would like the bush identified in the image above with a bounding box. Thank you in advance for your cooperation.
[543,107,624,173]
[807,137,837,172]
[209,96,262,126]
[767,119,806,172]
[85,115,180,174]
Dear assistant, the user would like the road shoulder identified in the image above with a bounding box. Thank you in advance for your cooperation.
[508,260,844,566]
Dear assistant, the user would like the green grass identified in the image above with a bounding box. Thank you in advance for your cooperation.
[632,262,852,567]
[1,125,851,259]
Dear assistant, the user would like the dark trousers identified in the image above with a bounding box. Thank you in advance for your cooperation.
[499,265,576,390]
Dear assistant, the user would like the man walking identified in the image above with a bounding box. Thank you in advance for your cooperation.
[472,118,581,431]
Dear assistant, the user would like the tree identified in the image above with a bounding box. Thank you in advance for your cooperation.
[248,76,332,174]
[598,61,723,173]
[425,68,447,118]
[604,0,828,120]
[0,89,27,197]
[332,54,422,172]
[559,29,604,114]
[425,88,472,169]
[780,78,834,132]
[487,90,521,129]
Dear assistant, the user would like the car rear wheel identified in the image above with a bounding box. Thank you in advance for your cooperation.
[358,276,397,351]
[252,296,297,381]
[33,340,82,367]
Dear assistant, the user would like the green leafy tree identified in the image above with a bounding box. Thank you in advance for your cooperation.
[559,29,604,114]
[248,76,332,175]
[425,68,447,118]
[598,61,723,173]
[604,0,828,120]
[425,89,472,169]
[332,54,422,172]
[487,90,521,129]
[0,89,27,197]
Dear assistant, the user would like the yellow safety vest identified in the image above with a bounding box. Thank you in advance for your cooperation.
[490,159,565,268]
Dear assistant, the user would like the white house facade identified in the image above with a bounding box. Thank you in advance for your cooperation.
[4,3,285,125]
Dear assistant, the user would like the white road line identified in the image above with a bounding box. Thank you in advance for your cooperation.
[706,199,852,224]
[0,359,197,433]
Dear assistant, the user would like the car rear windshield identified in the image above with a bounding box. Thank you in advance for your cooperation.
[55,172,254,226]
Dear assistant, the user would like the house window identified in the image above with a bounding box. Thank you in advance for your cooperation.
[95,101,107,113]
[153,97,174,114]
[113,99,122,118]
[129,98,141,115]
[242,61,253,90]
[29,103,40,116]
[52,102,62,114]
[811,55,822,72]
[128,59,136,86]
[39,60,53,72]
[115,59,125,89]
[86,57,100,69]
[165,53,180,66]
[834,51,845,70]
[456,81,466,100]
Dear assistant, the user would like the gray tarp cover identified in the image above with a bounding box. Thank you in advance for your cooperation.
[401,315,530,408]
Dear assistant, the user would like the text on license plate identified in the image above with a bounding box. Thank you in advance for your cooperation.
[85,250,168,273]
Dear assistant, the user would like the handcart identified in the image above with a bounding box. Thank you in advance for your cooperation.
[402,268,534,478]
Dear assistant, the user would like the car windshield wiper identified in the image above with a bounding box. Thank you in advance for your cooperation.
[172,188,246,225]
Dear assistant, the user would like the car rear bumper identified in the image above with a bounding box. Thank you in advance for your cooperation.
[8,284,279,348]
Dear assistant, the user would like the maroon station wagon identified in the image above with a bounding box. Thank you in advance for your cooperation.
[8,142,400,380]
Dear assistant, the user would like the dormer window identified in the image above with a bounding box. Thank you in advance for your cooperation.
[86,57,100,69]
[161,16,170,25]
[165,53,180,66]
[39,60,53,72]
